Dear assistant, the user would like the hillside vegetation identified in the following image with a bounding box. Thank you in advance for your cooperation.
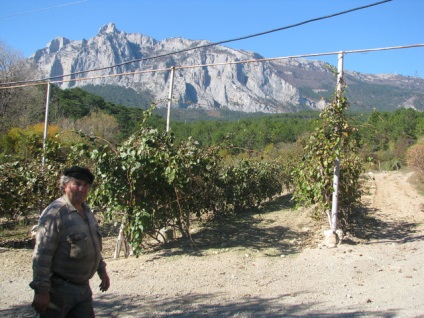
[2,81,424,256]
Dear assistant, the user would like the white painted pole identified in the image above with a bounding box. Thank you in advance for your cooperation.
[166,66,175,132]
[336,52,344,93]
[42,82,51,167]
[330,52,344,232]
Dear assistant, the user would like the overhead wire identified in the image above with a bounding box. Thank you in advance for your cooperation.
[1,43,423,90]
[0,0,88,19]
[0,0,392,86]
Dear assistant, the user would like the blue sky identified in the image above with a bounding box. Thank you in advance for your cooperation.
[0,0,423,77]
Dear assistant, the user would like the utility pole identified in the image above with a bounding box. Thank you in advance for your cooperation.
[42,81,51,167]
[330,51,344,232]
[166,66,175,132]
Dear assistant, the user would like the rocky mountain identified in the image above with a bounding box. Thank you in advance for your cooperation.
[31,23,424,113]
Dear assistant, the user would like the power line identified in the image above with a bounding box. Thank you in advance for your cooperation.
[1,43,422,89]
[9,0,392,85]
[0,1,89,19]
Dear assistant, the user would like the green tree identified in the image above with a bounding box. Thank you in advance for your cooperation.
[292,87,363,230]
[89,112,222,255]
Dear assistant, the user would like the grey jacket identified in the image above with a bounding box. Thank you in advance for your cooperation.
[30,196,106,293]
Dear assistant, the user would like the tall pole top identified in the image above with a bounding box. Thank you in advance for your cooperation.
[336,51,344,94]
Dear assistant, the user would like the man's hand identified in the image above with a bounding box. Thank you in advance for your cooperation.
[32,292,50,314]
[98,271,110,292]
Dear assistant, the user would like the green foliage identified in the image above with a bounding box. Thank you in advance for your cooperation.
[0,123,60,157]
[0,160,42,219]
[53,86,147,138]
[0,101,287,254]
[171,111,319,149]
[291,88,363,228]
[0,142,65,220]
[81,84,154,109]
[5,79,424,250]
[216,159,283,216]
[0,122,103,221]
[87,109,286,255]
[358,108,424,169]
[345,79,422,112]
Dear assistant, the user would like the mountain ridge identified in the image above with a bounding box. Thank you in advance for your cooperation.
[31,22,424,113]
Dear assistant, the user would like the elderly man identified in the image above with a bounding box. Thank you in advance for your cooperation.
[30,166,110,317]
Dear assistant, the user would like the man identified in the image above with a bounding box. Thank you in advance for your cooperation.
[30,166,110,317]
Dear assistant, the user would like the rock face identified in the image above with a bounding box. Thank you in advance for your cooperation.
[31,23,424,113]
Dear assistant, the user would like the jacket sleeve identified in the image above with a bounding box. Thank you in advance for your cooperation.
[96,225,107,274]
[29,208,61,293]
[97,257,107,274]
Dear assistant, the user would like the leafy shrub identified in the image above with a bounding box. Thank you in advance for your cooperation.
[406,142,424,175]
[0,123,60,157]
[0,108,289,254]
[89,121,287,255]
[216,159,283,216]
[0,159,62,220]
[291,89,363,229]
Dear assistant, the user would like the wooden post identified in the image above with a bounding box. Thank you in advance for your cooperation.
[114,222,130,259]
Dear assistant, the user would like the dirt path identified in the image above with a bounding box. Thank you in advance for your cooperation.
[1,170,424,317]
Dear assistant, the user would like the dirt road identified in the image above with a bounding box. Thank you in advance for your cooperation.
[1,170,424,317]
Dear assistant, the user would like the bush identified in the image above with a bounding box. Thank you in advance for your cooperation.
[291,90,363,229]
[406,142,424,175]
[0,159,62,220]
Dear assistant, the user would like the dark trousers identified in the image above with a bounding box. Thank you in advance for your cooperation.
[40,275,94,318]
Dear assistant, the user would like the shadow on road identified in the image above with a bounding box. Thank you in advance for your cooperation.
[348,205,424,245]
[142,194,313,259]
[93,292,399,318]
[0,284,405,318]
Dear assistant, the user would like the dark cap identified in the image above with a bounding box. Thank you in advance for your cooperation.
[64,166,95,184]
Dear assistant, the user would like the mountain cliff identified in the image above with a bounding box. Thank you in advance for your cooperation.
[31,23,424,113]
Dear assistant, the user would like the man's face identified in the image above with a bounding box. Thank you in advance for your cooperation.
[63,178,91,206]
